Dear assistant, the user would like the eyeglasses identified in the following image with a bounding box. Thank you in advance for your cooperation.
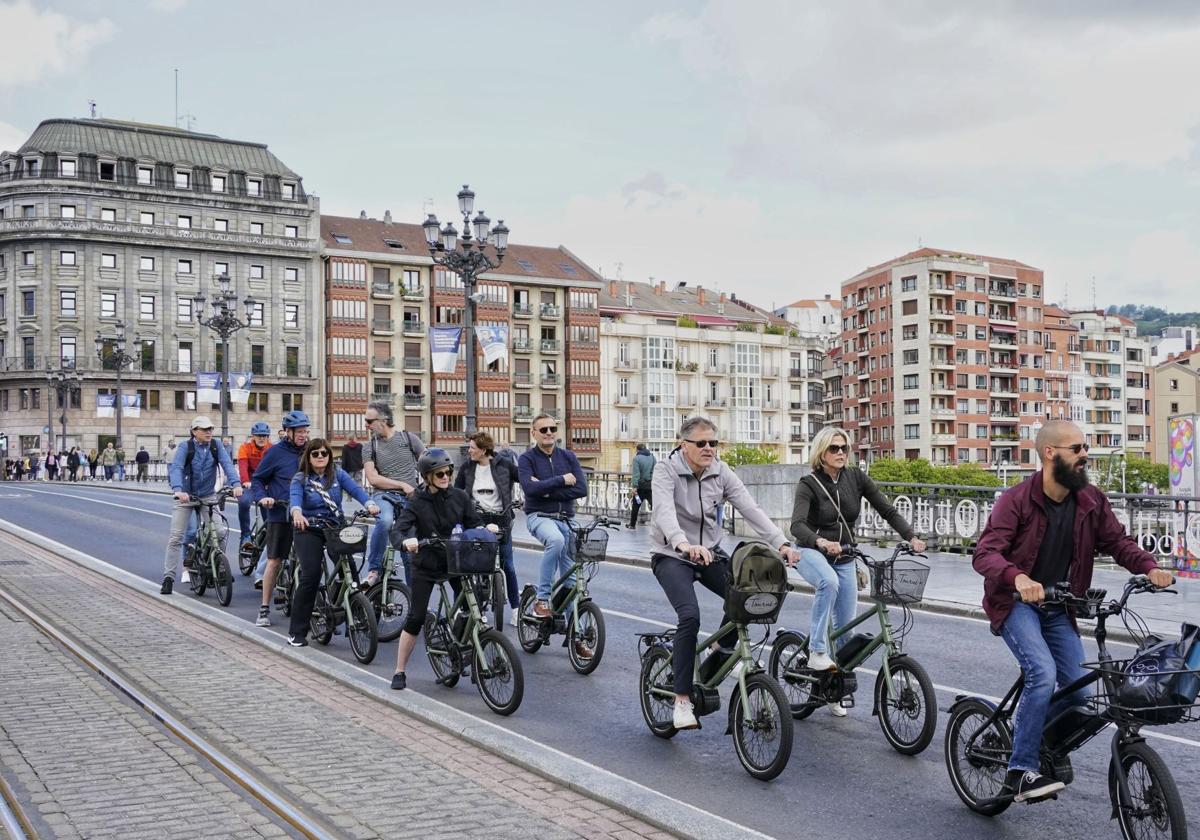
[826,444,849,455]
[431,468,453,479]
[196,427,214,432]
[310,450,330,458]
[537,426,558,434]
[1050,443,1090,454]
[364,418,379,426]
[684,439,719,448]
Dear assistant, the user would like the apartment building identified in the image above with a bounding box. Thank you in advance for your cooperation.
[1069,310,1152,460]
[1151,350,1200,465]
[598,280,825,471]
[1042,305,1083,425]
[1150,325,1199,365]
[0,118,321,456]
[320,214,603,464]
[774,294,841,344]
[840,248,1052,473]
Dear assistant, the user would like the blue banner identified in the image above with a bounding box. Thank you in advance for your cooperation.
[430,327,462,374]
[196,371,221,404]
[96,393,116,418]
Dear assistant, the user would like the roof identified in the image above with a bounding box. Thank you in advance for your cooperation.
[853,247,1040,280]
[599,280,790,327]
[11,118,300,178]
[320,215,601,284]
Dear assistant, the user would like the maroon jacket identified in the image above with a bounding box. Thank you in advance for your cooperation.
[972,471,1157,634]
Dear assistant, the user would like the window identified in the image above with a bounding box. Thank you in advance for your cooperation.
[101,253,116,269]
[137,166,153,185]
[904,424,919,440]
[247,178,262,196]
[902,349,919,365]
[213,261,228,277]
[175,170,190,189]
[59,250,76,266]
[900,276,917,292]
[903,374,918,389]
[21,290,34,316]
[21,205,35,218]
[139,256,155,271]
[177,297,193,322]
[99,161,115,181]
[60,159,76,177]
[284,225,298,238]
[139,295,155,321]
[211,174,226,193]
[60,205,75,219]
[139,341,155,372]
[283,183,296,200]
[177,215,191,229]
[214,218,228,232]
[139,211,154,225]
[248,301,264,326]
[175,390,196,411]
[178,342,193,373]
[285,304,299,328]
[284,267,298,282]
[901,299,918,316]
[249,222,263,235]
[22,251,34,267]
[100,291,117,318]
[331,233,352,244]
[177,259,193,274]
[249,264,264,280]
[251,344,265,375]
[59,288,76,316]
[101,207,116,222]
[1169,379,1179,391]
[902,324,918,340]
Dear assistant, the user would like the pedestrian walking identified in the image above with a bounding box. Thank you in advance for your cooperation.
[87,448,99,480]
[628,443,656,529]
[67,447,81,481]
[99,443,118,481]
[135,446,151,482]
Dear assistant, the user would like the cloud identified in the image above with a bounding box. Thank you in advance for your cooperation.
[147,0,189,11]
[0,1,115,90]
[0,120,29,154]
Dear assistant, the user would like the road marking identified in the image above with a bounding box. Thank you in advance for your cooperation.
[19,487,171,518]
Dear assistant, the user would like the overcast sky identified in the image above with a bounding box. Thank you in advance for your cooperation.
[3,0,1199,312]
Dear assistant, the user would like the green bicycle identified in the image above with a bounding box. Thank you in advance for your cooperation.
[306,511,379,665]
[183,487,238,607]
[367,541,412,643]
[768,543,938,755]
[238,503,267,576]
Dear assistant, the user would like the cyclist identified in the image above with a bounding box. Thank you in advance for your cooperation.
[249,411,309,626]
[236,422,272,549]
[286,438,379,648]
[789,427,925,699]
[650,416,801,730]
[363,400,425,588]
[455,431,521,625]
[389,448,499,690]
[973,419,1173,804]
[518,413,587,619]
[161,416,242,595]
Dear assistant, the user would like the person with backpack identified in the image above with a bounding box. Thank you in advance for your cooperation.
[249,411,310,626]
[789,427,925,697]
[363,400,425,588]
[650,416,801,731]
[628,443,656,528]
[161,416,242,594]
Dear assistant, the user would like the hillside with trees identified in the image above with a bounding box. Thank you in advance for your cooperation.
[1105,304,1200,336]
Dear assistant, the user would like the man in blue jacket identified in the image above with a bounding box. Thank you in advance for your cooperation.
[518,413,588,618]
[249,410,310,627]
[162,416,241,594]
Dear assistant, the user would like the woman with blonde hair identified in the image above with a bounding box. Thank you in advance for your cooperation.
[789,427,925,712]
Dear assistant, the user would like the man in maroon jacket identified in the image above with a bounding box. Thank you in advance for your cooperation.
[973,420,1173,804]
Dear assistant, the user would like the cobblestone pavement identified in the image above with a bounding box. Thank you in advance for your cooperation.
[0,533,676,840]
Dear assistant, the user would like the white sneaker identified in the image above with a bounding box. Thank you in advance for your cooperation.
[509,609,518,628]
[807,651,836,671]
[673,699,700,730]
[828,701,848,717]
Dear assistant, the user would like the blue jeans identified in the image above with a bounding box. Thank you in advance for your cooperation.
[367,492,410,580]
[238,493,254,542]
[1001,603,1090,773]
[499,532,519,608]
[526,512,573,602]
[795,548,858,654]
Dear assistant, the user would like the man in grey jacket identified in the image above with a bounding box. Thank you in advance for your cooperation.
[628,443,656,529]
[650,416,801,730]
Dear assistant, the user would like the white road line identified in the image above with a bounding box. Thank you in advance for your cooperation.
[19,486,171,517]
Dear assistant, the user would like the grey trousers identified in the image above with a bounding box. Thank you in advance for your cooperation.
[163,500,214,580]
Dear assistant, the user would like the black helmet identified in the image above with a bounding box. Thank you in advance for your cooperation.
[417,448,453,478]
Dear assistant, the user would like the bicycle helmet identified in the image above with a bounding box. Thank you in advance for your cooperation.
[250,421,271,436]
[281,411,310,429]
[417,448,453,477]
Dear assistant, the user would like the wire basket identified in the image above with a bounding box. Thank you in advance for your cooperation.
[867,557,930,606]
[576,530,609,564]
[1083,659,1200,725]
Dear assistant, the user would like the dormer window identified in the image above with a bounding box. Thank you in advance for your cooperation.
[247,178,262,197]
[175,170,191,189]
[137,166,153,185]
[282,183,296,200]
[211,174,226,193]
[59,159,76,177]
[24,159,39,176]
[99,161,115,181]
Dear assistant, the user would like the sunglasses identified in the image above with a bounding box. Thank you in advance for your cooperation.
[685,439,719,448]
[537,426,558,434]
[826,444,849,455]
[364,418,379,426]
[310,450,330,458]
[1051,443,1090,454]
[431,468,453,479]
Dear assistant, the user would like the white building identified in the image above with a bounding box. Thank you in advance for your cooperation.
[1070,310,1152,460]
[774,295,841,344]
[1150,325,1199,365]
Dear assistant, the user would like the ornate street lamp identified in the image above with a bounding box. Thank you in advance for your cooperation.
[47,365,83,452]
[192,272,257,439]
[422,185,509,440]
[94,322,140,448]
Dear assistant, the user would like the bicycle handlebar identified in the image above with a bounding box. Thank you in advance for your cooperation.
[543,512,620,532]
[1015,574,1176,619]
[178,486,240,508]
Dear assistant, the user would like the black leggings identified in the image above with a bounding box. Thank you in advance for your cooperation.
[288,530,329,639]
[403,567,463,637]
[652,554,737,695]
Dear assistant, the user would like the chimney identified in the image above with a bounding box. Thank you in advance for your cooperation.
[824,293,831,300]
[624,283,633,307]
[697,286,707,306]
[719,292,727,303]
[608,280,618,297]
[359,210,367,220]
[383,210,392,224]
[658,280,666,295]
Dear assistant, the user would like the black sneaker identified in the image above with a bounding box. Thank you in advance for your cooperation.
[1009,770,1065,803]
[287,635,308,648]
[390,672,407,691]
[160,576,173,595]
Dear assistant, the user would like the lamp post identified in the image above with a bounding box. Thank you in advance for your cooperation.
[192,272,257,440]
[47,366,83,452]
[421,186,509,440]
[94,322,140,448]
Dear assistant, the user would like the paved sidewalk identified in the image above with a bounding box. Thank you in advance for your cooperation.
[0,533,677,840]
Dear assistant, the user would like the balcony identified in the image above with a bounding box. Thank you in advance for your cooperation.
[402,285,425,301]
[616,394,638,406]
[987,284,1017,300]
[931,383,956,396]
[369,393,395,406]
[929,332,955,345]
[705,397,727,408]
[991,413,1019,423]
[402,356,424,372]
[706,363,728,375]
[371,318,394,335]
[0,217,316,254]
[403,393,426,409]
[401,320,424,336]
[930,357,955,370]
[788,367,807,379]
[762,366,781,378]
[513,405,533,420]
[539,304,561,319]
[929,284,954,296]
[989,360,1018,374]
[790,433,806,443]
[678,394,697,407]
[541,374,562,387]
[989,433,1020,444]
[614,357,638,371]
[513,337,531,353]
[929,309,954,321]
[513,302,533,318]
[988,335,1017,350]
[989,381,1019,398]
[764,399,781,409]
[372,356,396,372]
[790,401,810,411]
[540,340,561,353]
[931,433,956,445]
[989,310,1017,326]
[930,407,956,420]
[372,280,394,299]
[513,372,532,387]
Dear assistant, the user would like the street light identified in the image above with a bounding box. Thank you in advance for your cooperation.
[422,186,510,441]
[46,365,83,452]
[192,272,256,439]
[94,322,140,448]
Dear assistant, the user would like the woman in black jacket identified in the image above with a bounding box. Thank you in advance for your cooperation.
[454,431,521,622]
[388,448,497,690]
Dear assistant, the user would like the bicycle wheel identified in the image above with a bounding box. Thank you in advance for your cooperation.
[346,591,378,665]
[423,612,460,688]
[516,587,543,653]
[638,645,678,739]
[188,547,207,597]
[491,571,505,631]
[279,561,294,618]
[214,552,234,607]
[730,672,794,781]
[567,601,606,675]
[475,629,524,716]
[768,630,819,720]
[1108,739,1186,840]
[238,532,259,576]
[311,589,334,645]
[369,579,411,643]
[944,698,1013,816]
[875,656,937,755]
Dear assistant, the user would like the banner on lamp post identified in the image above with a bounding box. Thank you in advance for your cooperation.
[122,393,142,418]
[229,372,252,406]
[430,327,463,374]
[475,325,508,368]
[196,372,221,404]
[96,393,116,418]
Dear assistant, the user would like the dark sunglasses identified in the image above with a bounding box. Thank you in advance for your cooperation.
[826,444,849,455]
[537,426,558,434]
[309,450,330,458]
[431,468,453,479]
[1051,443,1090,454]
[685,439,719,448]
[364,418,379,425]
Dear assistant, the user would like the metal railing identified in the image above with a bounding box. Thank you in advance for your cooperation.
[372,281,394,296]
[540,304,561,318]
[540,340,561,353]
[0,167,308,202]
[401,320,424,333]
[371,319,394,332]
[513,303,533,316]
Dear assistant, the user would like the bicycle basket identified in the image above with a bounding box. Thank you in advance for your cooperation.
[868,557,929,606]
[446,531,499,576]
[324,523,367,556]
[576,529,609,564]
[1085,657,1200,726]
[723,541,788,625]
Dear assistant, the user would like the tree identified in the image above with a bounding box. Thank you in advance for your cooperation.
[865,457,1001,488]
[1091,455,1168,493]
[723,444,779,468]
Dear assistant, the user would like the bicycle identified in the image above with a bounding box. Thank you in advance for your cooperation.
[419,533,524,716]
[945,575,1195,839]
[516,512,618,675]
[182,487,238,607]
[238,503,267,576]
[473,501,520,633]
[304,511,379,665]
[366,539,412,644]
[636,554,795,781]
[768,543,938,755]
